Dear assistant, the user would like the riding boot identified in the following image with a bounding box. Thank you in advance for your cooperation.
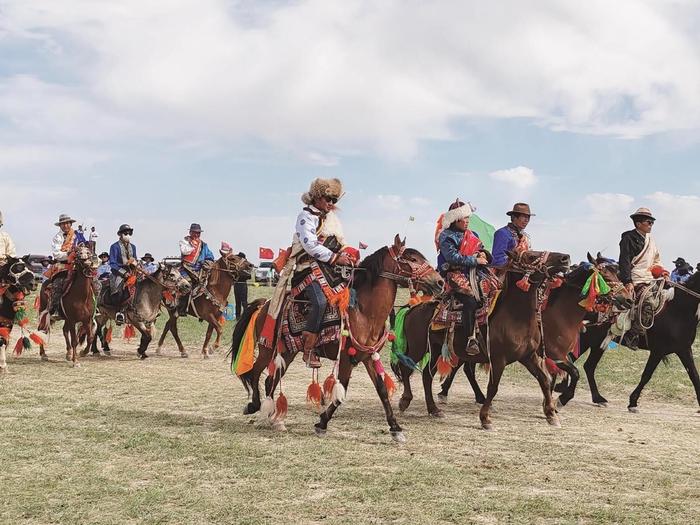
[49,279,65,320]
[177,296,189,317]
[301,331,322,368]
[459,294,480,356]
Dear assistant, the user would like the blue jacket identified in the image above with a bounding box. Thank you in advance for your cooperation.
[492,224,529,267]
[438,228,479,276]
[109,241,137,275]
[190,242,215,271]
[671,268,692,284]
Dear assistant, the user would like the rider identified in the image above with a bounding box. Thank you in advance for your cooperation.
[141,253,158,274]
[48,214,87,318]
[437,200,490,355]
[177,223,215,315]
[618,207,668,348]
[109,224,137,325]
[491,203,533,267]
[670,257,693,284]
[0,210,17,270]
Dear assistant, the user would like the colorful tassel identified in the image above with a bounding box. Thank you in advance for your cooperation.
[306,380,323,408]
[33,295,41,310]
[273,393,288,422]
[436,356,453,380]
[347,346,357,357]
[123,324,136,340]
[383,373,396,399]
[218,315,226,326]
[105,326,113,343]
[126,274,137,287]
[13,337,24,356]
[545,357,564,376]
[0,327,11,340]
[22,336,31,349]
[29,333,44,346]
[516,276,531,292]
[323,373,337,398]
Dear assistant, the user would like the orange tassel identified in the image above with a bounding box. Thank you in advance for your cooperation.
[218,315,226,326]
[274,393,288,422]
[383,374,396,399]
[329,287,351,314]
[516,276,531,292]
[163,291,174,302]
[126,274,137,287]
[123,324,136,340]
[13,338,23,356]
[18,318,29,327]
[306,381,323,408]
[450,353,460,367]
[29,333,44,346]
[436,356,453,380]
[105,326,113,343]
[323,373,337,398]
[33,295,41,310]
[0,327,10,340]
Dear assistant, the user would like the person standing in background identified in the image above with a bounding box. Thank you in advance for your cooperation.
[233,250,250,318]
[89,226,99,253]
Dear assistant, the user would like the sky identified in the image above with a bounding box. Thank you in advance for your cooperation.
[1,0,700,266]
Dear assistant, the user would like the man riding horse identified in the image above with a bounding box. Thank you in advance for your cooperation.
[0,210,17,270]
[109,224,137,325]
[491,203,533,267]
[437,200,490,355]
[47,213,88,319]
[177,223,215,316]
[618,207,669,349]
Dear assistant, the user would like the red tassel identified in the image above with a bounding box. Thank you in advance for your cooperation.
[18,318,29,328]
[123,324,136,340]
[274,393,288,422]
[550,277,563,289]
[387,332,396,342]
[126,274,137,287]
[218,315,226,326]
[323,373,337,398]
[306,381,323,408]
[105,326,113,343]
[347,346,357,357]
[33,295,41,310]
[13,337,23,356]
[436,356,453,380]
[383,374,396,399]
[545,357,564,376]
[0,327,10,340]
[29,333,44,346]
[516,276,531,292]
[450,353,460,367]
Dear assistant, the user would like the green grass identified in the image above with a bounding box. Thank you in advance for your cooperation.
[1,286,698,524]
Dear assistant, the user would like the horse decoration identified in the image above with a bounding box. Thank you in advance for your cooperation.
[156,253,252,358]
[435,253,633,408]
[230,235,444,441]
[392,249,571,430]
[0,255,38,372]
[92,263,191,359]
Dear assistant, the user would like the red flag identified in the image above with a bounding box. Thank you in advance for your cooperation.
[278,248,286,256]
[259,247,274,260]
[359,242,368,250]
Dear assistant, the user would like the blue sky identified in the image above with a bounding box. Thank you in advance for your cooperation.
[2,1,700,266]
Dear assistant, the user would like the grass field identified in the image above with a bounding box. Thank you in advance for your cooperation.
[1,286,698,524]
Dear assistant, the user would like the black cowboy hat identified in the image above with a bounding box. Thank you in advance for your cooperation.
[117,224,133,234]
[673,257,687,265]
[506,203,535,217]
[189,223,203,233]
[98,252,109,259]
[141,253,154,262]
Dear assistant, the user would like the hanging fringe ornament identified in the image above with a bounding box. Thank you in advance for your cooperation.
[436,356,453,380]
[323,373,337,399]
[0,326,11,342]
[33,295,41,310]
[29,333,44,346]
[550,276,564,289]
[383,373,396,399]
[123,324,136,340]
[105,326,113,343]
[545,357,564,376]
[13,337,24,356]
[126,274,137,287]
[22,336,31,350]
[331,382,346,404]
[516,274,531,292]
[273,393,288,422]
[306,379,323,408]
[347,346,357,357]
[371,352,386,376]
[218,315,226,326]
[260,397,275,421]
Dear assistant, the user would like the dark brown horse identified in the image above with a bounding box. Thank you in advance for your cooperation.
[563,270,700,413]
[157,254,252,358]
[37,246,99,367]
[394,250,570,430]
[230,235,443,441]
[0,255,36,372]
[435,255,632,408]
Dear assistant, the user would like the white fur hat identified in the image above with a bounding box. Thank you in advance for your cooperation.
[441,201,474,229]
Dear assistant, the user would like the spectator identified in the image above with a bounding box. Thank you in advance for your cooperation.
[89,226,99,253]
[671,257,693,284]
[40,257,53,282]
[141,253,158,274]
[231,247,250,318]
[96,252,111,280]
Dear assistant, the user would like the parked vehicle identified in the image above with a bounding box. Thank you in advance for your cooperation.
[254,262,278,284]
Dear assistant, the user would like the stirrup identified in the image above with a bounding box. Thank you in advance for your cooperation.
[466,336,480,356]
[115,312,125,326]
[303,348,322,368]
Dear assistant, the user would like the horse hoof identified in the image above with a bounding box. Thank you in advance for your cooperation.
[481,422,494,431]
[65,355,71,361]
[475,397,486,405]
[548,416,561,428]
[437,394,448,405]
[72,362,81,368]
[595,401,608,408]
[271,421,287,432]
[556,398,565,409]
[79,350,89,357]
[180,352,188,358]
[208,348,214,355]
[103,351,111,357]
[430,410,445,419]
[628,406,639,413]
[202,353,209,360]
[398,398,411,413]
[139,354,148,360]
[41,355,49,362]
[391,431,407,443]
[155,348,162,356]
[0,366,6,374]
[314,426,327,438]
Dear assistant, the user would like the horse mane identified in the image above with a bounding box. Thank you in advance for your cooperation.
[208,257,225,287]
[352,247,389,290]
[545,264,589,309]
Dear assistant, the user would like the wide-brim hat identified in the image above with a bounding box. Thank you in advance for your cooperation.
[189,223,203,233]
[98,252,109,259]
[301,178,344,205]
[117,223,133,234]
[55,213,76,226]
[141,253,154,262]
[630,207,655,222]
[506,203,535,217]
[673,257,686,265]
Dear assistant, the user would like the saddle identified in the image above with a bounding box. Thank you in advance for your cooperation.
[431,270,501,331]
[279,290,342,355]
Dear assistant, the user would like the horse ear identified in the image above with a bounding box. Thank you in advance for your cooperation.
[401,236,406,247]
[21,254,30,262]
[587,252,596,265]
[393,234,402,249]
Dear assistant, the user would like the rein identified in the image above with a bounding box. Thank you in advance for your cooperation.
[131,265,182,292]
[669,280,700,300]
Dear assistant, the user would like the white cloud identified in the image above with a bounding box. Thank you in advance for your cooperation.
[409,197,431,207]
[583,193,635,219]
[2,1,700,158]
[488,166,537,188]
[374,195,403,210]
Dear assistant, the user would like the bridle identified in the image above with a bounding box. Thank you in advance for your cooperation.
[4,259,35,291]
[208,255,249,278]
[379,245,435,291]
[132,264,190,293]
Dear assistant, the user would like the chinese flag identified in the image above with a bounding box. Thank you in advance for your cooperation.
[278,248,286,256]
[358,242,368,250]
[259,247,274,259]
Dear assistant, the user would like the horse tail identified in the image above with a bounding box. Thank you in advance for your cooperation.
[229,298,266,394]
[390,306,420,381]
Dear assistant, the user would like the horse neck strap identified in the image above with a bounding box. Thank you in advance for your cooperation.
[342,312,390,354]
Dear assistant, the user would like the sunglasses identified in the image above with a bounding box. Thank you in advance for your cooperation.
[323,196,338,204]
[642,219,655,225]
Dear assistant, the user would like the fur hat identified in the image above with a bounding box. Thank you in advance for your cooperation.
[441,199,474,229]
[301,178,344,205]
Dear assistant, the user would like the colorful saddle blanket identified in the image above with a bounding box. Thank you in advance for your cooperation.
[279,295,342,354]
[431,271,501,330]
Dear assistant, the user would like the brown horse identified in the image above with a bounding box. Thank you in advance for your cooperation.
[395,250,571,430]
[156,254,252,358]
[230,235,443,441]
[37,246,99,367]
[436,254,633,407]
[0,255,36,372]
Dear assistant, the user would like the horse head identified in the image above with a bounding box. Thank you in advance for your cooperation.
[508,249,571,282]
[74,245,98,276]
[1,255,36,293]
[221,252,254,279]
[585,251,633,310]
[160,263,192,295]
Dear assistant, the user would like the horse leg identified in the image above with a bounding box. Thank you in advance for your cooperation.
[423,346,444,417]
[315,352,353,436]
[464,361,486,404]
[397,361,415,413]
[628,351,664,413]
[242,346,274,415]
[67,324,80,368]
[437,366,460,404]
[479,356,506,430]
[522,353,559,427]
[363,357,405,442]
[201,323,215,359]
[676,349,700,411]
[167,317,187,357]
[63,325,72,362]
[39,341,49,361]
[555,357,580,408]
[584,343,608,406]
[135,323,152,360]
[0,341,7,372]
[260,351,297,431]
[211,317,223,353]
[155,315,171,355]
